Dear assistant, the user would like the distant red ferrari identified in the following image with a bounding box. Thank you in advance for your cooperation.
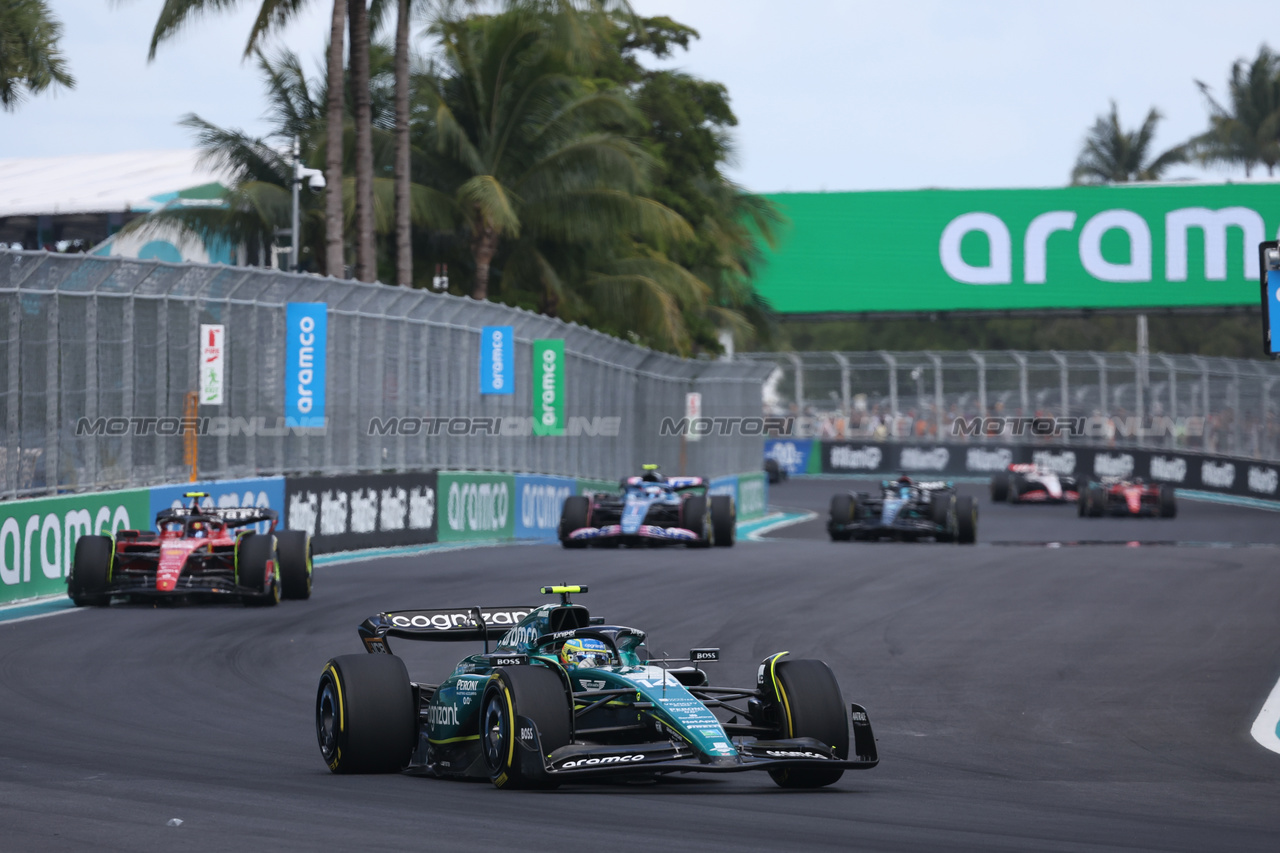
[1077,478,1176,518]
[67,492,312,606]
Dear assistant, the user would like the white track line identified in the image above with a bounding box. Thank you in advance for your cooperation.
[1251,674,1280,755]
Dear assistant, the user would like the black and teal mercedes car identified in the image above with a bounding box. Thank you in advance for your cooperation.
[315,586,878,789]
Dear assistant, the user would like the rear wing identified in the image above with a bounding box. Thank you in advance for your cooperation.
[155,505,278,529]
[358,606,534,652]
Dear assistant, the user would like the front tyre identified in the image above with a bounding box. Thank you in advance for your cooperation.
[1158,485,1177,518]
[768,659,849,789]
[68,535,113,607]
[316,654,416,774]
[480,666,572,789]
[828,493,855,541]
[236,533,280,606]
[276,530,312,599]
[710,495,736,547]
[954,495,977,544]
[682,495,711,548]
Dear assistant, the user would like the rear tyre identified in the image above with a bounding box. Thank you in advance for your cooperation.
[989,472,1009,503]
[765,458,782,484]
[1088,485,1106,517]
[277,530,312,600]
[954,495,977,544]
[1158,485,1177,518]
[68,535,113,607]
[682,495,711,547]
[828,493,854,541]
[1006,475,1023,504]
[236,533,280,606]
[316,654,416,774]
[559,495,590,549]
[481,666,572,789]
[1077,489,1088,517]
[710,495,736,547]
[768,659,849,789]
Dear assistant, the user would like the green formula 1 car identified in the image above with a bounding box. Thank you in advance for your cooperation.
[315,586,878,789]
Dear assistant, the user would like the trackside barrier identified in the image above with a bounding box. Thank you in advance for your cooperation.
[768,439,1280,501]
[0,467,779,600]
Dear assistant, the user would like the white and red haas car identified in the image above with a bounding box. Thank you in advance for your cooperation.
[990,464,1079,504]
[1078,477,1177,518]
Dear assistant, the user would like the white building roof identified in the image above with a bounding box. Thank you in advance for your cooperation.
[0,149,228,217]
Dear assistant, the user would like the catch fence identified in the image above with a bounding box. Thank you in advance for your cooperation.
[739,349,1280,462]
[0,250,770,498]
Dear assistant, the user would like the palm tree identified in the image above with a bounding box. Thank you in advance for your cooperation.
[1070,101,1188,184]
[423,4,688,301]
[393,0,412,286]
[1194,46,1280,177]
[126,50,449,273]
[141,0,351,277]
[0,0,75,111]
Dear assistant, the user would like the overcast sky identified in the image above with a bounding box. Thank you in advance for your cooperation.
[2,1,1274,192]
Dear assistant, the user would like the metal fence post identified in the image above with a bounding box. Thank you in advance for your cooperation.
[1011,351,1029,417]
[832,352,850,419]
[879,352,898,434]
[928,352,943,437]
[785,352,804,415]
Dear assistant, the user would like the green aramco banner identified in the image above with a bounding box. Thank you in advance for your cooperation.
[532,339,565,436]
[756,184,1280,313]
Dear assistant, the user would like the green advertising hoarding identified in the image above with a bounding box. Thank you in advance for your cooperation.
[532,339,565,436]
[0,488,151,604]
[756,184,1280,314]
[438,471,516,542]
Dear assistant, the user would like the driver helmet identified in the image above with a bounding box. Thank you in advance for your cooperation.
[559,637,612,669]
[896,474,913,486]
[189,521,207,538]
[640,464,663,483]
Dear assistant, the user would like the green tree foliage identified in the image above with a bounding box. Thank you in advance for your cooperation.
[1071,101,1187,184]
[0,0,74,111]
[1194,45,1280,177]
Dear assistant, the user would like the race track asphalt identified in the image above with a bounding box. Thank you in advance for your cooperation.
[1,477,1279,852]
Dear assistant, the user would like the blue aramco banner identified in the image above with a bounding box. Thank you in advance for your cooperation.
[480,325,515,394]
[514,474,574,540]
[285,303,327,428]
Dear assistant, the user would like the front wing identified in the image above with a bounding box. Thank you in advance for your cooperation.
[524,702,878,780]
[566,524,705,545]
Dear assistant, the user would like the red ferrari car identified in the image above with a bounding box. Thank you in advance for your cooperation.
[1077,478,1176,518]
[67,492,312,606]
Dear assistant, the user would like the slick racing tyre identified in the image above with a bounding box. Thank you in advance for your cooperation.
[765,458,782,484]
[930,490,954,527]
[767,659,849,789]
[316,654,416,774]
[1087,485,1106,517]
[989,472,1009,503]
[954,495,977,544]
[682,495,711,548]
[828,493,854,541]
[1158,485,1177,518]
[68,535,113,607]
[481,666,572,789]
[236,533,280,606]
[1077,490,1089,517]
[1006,474,1023,504]
[559,495,590,549]
[710,495,736,547]
[276,530,313,600]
